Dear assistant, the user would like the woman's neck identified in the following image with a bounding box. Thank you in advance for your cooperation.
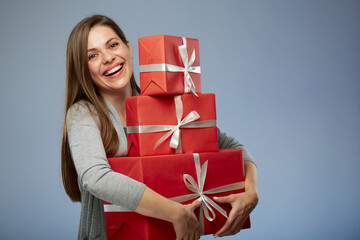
[102,84,132,127]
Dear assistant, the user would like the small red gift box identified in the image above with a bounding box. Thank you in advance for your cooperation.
[139,35,201,96]
[104,149,251,240]
[126,93,218,156]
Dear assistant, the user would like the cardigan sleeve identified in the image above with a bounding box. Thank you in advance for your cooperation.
[66,101,146,210]
[217,128,255,165]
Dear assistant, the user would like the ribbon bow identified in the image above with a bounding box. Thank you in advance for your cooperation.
[170,153,245,235]
[139,37,201,95]
[154,95,199,153]
[183,154,228,221]
[178,37,199,96]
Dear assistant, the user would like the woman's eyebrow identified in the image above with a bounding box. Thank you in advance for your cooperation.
[87,48,97,53]
[87,37,120,52]
[105,37,119,45]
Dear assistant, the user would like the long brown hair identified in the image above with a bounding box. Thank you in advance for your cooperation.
[61,15,140,202]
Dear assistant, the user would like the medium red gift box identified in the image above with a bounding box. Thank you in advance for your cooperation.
[126,93,218,156]
[139,35,201,96]
[104,149,251,240]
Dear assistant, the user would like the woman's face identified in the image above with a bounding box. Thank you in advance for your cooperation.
[87,25,133,96]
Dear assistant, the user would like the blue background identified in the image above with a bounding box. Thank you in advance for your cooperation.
[0,0,359,239]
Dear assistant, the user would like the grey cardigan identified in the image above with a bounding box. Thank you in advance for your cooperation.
[67,97,254,240]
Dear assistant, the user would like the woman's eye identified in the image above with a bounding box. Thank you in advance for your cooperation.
[110,43,118,48]
[89,54,97,60]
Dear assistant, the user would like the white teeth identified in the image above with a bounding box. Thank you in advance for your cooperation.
[105,65,123,76]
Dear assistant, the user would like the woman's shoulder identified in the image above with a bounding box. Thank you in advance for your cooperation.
[67,100,95,116]
[66,100,98,127]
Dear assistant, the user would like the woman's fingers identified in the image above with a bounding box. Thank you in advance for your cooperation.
[195,230,200,240]
[188,198,202,211]
[218,214,244,237]
[214,207,237,237]
[173,200,202,240]
[187,200,201,240]
[213,194,233,204]
[213,193,249,237]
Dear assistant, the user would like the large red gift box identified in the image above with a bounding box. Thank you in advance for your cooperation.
[126,93,218,156]
[139,35,201,96]
[104,149,250,240]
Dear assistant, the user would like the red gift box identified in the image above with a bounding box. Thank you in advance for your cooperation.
[126,93,218,156]
[139,35,201,96]
[104,149,251,240]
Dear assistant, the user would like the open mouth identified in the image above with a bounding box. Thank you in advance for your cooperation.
[104,64,123,77]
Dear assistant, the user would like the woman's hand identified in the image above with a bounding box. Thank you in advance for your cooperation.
[213,190,258,237]
[214,160,258,238]
[172,200,202,240]
[135,187,201,240]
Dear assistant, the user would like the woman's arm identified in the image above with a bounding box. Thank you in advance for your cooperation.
[217,128,255,164]
[214,160,258,237]
[136,187,201,240]
[67,102,145,210]
[67,102,201,240]
[215,128,258,237]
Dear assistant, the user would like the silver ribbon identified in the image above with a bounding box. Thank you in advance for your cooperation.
[170,153,245,235]
[139,37,201,95]
[127,96,217,153]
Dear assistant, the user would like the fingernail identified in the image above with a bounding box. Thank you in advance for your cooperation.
[197,198,203,202]
[213,197,219,200]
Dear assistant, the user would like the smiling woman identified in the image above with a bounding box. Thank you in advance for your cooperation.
[87,25,134,100]
[61,15,203,240]
[61,14,257,240]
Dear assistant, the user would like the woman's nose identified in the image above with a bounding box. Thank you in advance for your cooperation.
[102,49,115,63]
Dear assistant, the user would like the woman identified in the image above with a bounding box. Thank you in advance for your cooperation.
[61,15,258,240]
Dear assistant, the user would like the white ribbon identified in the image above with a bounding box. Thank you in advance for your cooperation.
[170,153,245,235]
[127,96,217,153]
[139,37,200,95]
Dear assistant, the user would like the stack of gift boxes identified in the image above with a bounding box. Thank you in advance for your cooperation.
[104,35,250,240]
